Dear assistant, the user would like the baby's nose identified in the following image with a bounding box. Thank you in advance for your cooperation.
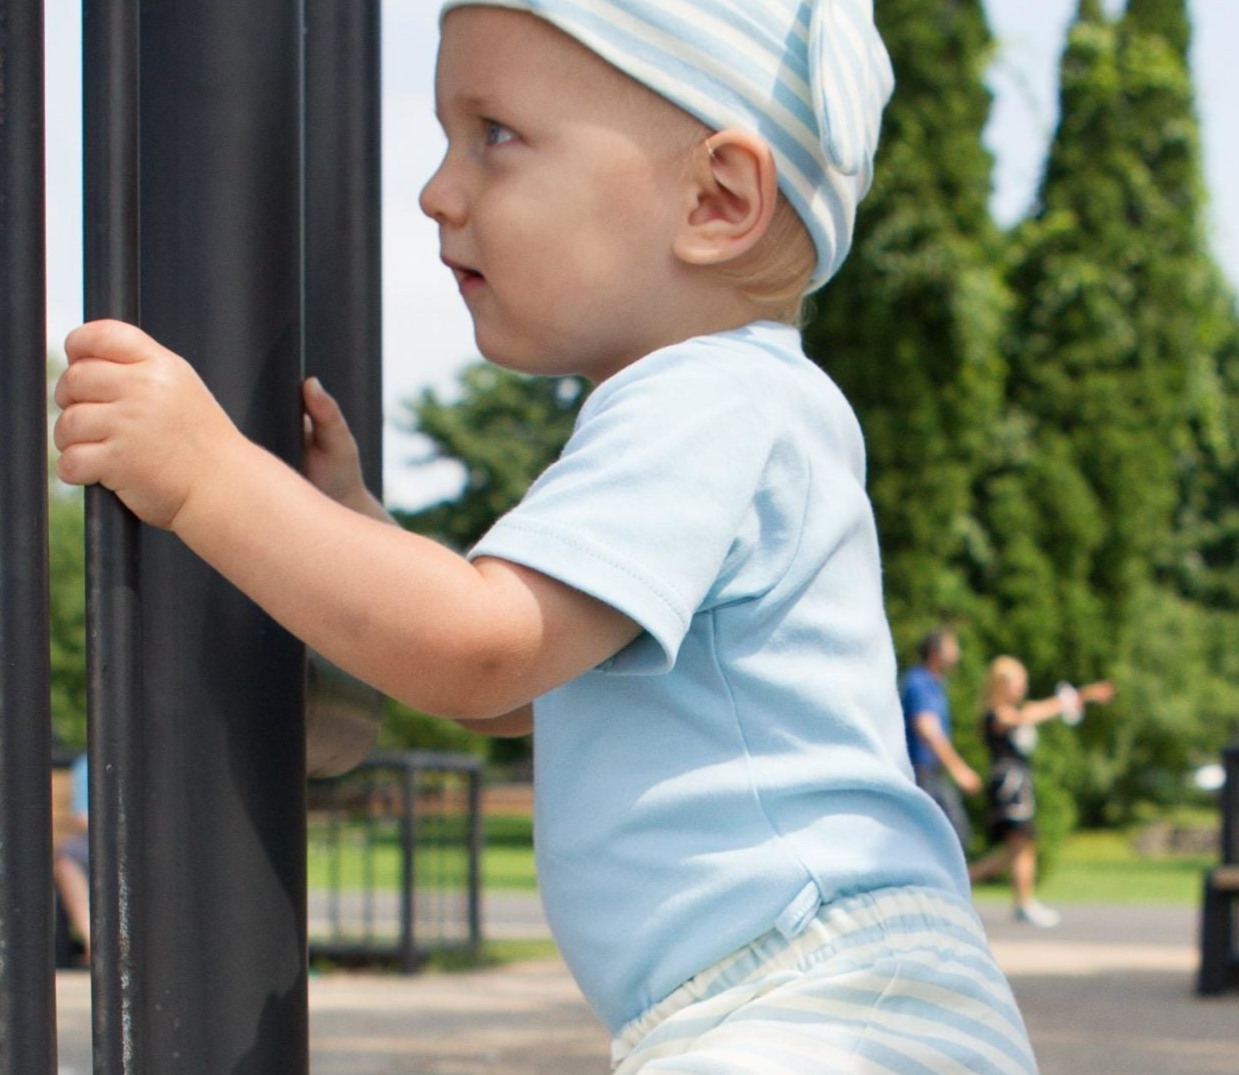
[418,162,465,226]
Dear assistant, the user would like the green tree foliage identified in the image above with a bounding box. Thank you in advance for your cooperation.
[394,364,587,550]
[1124,0,1191,59]
[989,0,1239,824]
[1173,313,1239,609]
[803,0,1008,657]
[1121,0,1239,613]
[48,490,87,748]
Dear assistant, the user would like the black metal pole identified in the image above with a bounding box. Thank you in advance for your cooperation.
[104,2,310,1071]
[304,0,384,496]
[1221,739,1239,866]
[302,0,385,780]
[400,764,417,973]
[0,2,56,1071]
[467,766,483,955]
[82,2,145,1072]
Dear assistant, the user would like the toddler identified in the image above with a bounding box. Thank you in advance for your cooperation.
[55,1,1039,1071]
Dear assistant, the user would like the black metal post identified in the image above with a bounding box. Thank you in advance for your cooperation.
[400,764,417,973]
[304,0,384,494]
[1220,739,1239,866]
[0,2,56,1071]
[82,3,145,1072]
[86,2,310,1071]
[301,0,385,780]
[467,767,483,955]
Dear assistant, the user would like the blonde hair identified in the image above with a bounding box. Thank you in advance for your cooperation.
[715,194,817,325]
[981,656,1027,713]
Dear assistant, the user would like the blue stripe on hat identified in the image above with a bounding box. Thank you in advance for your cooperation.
[440,0,894,290]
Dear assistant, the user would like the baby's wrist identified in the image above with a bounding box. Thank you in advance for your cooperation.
[169,433,268,541]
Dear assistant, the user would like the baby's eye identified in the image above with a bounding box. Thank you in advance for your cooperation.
[483,120,516,147]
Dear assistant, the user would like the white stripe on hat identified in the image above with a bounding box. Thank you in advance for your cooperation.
[440,0,894,289]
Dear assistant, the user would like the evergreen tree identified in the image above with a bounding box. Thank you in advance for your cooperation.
[998,0,1164,679]
[996,0,1239,821]
[1124,0,1191,58]
[1173,309,1239,608]
[803,0,1008,661]
[1119,0,1239,612]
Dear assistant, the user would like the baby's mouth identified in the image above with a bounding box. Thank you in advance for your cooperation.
[445,256,484,292]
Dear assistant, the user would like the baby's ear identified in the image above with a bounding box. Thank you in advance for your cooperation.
[673,129,777,268]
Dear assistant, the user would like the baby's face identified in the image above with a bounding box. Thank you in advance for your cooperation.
[422,7,704,381]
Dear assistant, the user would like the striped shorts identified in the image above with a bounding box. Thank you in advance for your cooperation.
[611,886,1038,1075]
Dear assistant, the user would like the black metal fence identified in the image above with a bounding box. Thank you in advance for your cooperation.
[0,3,384,1072]
[1,3,58,1071]
[47,751,485,974]
[309,752,483,972]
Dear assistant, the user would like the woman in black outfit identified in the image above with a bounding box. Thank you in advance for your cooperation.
[968,656,1114,927]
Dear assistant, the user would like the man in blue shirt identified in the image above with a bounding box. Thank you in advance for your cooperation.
[901,628,979,850]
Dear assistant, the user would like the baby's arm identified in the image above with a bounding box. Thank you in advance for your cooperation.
[455,704,534,738]
[302,376,535,737]
[54,320,638,720]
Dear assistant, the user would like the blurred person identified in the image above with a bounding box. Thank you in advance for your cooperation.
[54,753,90,962]
[900,627,981,849]
[969,656,1115,927]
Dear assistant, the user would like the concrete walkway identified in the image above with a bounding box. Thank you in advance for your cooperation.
[55,900,1237,1074]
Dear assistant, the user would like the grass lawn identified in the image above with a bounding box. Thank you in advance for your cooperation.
[419,938,561,971]
[310,813,1214,905]
[307,813,538,892]
[972,828,1214,905]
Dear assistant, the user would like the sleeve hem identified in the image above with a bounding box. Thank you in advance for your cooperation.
[470,517,691,671]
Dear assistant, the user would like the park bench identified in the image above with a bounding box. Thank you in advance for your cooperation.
[1198,738,1239,995]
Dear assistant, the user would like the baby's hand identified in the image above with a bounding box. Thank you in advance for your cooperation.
[302,379,392,523]
[54,320,243,530]
[302,377,367,509]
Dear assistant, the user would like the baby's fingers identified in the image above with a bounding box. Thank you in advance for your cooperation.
[303,377,343,426]
[53,401,113,455]
[303,378,357,453]
[64,319,163,366]
[54,357,124,410]
[55,441,111,489]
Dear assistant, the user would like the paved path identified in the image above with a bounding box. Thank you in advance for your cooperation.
[979,903,1236,1075]
[55,901,1237,1074]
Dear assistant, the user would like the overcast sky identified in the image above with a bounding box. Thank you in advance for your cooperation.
[42,0,1239,509]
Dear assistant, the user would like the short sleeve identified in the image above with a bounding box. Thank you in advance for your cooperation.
[470,346,779,673]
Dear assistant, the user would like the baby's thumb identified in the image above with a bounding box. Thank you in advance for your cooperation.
[304,377,346,433]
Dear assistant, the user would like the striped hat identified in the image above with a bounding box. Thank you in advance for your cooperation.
[439,0,894,290]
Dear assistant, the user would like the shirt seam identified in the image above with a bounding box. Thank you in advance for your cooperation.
[709,607,818,899]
